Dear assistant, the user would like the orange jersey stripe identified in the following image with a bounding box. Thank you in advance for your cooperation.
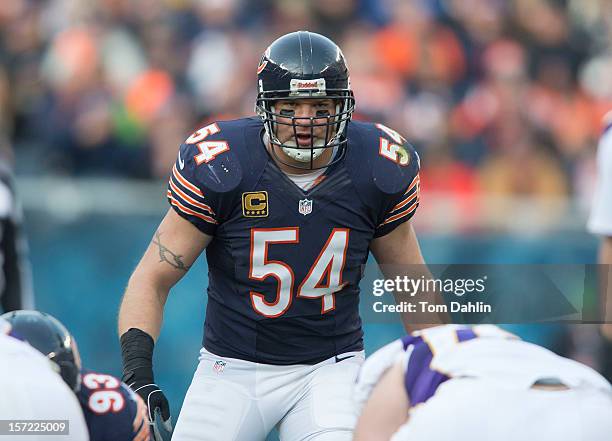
[390,190,419,213]
[172,165,204,197]
[380,199,419,226]
[310,174,327,189]
[169,179,215,216]
[168,192,217,224]
[404,174,420,195]
[131,395,150,441]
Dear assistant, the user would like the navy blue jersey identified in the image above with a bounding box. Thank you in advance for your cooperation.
[167,117,420,364]
[76,369,149,441]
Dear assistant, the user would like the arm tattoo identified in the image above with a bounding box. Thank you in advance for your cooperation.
[152,231,191,272]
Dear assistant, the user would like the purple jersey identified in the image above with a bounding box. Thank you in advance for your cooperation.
[399,328,478,406]
[168,117,420,364]
[76,369,149,441]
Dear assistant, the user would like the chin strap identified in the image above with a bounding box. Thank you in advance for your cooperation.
[282,141,326,163]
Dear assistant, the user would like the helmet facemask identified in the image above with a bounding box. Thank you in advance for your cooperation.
[257,90,354,170]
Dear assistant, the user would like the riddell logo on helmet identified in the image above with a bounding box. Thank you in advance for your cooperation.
[296,81,318,88]
[290,78,326,93]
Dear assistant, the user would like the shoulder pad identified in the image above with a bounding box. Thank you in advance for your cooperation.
[178,121,244,193]
[347,121,420,195]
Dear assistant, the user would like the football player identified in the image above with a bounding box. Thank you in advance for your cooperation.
[118,31,433,440]
[2,310,151,441]
[0,317,90,441]
[0,161,34,313]
[353,325,612,441]
[588,110,612,380]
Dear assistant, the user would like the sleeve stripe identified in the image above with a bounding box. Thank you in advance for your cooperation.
[133,424,149,441]
[169,179,216,216]
[404,174,420,195]
[168,191,217,224]
[379,199,419,226]
[132,393,150,441]
[172,165,204,198]
[390,191,418,213]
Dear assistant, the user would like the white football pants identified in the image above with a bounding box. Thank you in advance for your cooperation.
[172,347,365,441]
[391,378,612,441]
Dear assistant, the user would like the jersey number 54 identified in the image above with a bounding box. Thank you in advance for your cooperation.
[249,228,349,317]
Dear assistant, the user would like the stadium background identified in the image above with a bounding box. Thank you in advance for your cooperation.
[1,0,611,436]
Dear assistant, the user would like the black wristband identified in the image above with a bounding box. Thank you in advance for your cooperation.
[120,328,155,384]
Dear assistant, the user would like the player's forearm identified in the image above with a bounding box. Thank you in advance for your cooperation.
[118,274,170,341]
[371,223,449,331]
[354,362,409,441]
[600,237,612,339]
[118,213,206,339]
[391,265,450,333]
[601,237,612,264]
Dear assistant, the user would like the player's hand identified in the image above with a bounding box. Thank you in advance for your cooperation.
[129,381,171,423]
[152,407,173,441]
[129,381,173,441]
[120,328,172,439]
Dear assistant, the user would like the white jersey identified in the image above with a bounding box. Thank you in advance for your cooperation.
[356,325,612,441]
[356,325,611,409]
[0,333,89,441]
[411,325,610,393]
[588,113,612,236]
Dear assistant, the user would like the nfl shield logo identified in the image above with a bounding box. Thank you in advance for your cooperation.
[298,199,313,216]
[213,360,226,374]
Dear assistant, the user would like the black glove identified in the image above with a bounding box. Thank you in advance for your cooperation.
[130,380,173,441]
[152,407,173,441]
[120,328,173,432]
[124,367,171,423]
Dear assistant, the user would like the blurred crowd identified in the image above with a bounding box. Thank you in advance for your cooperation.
[1,0,611,202]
